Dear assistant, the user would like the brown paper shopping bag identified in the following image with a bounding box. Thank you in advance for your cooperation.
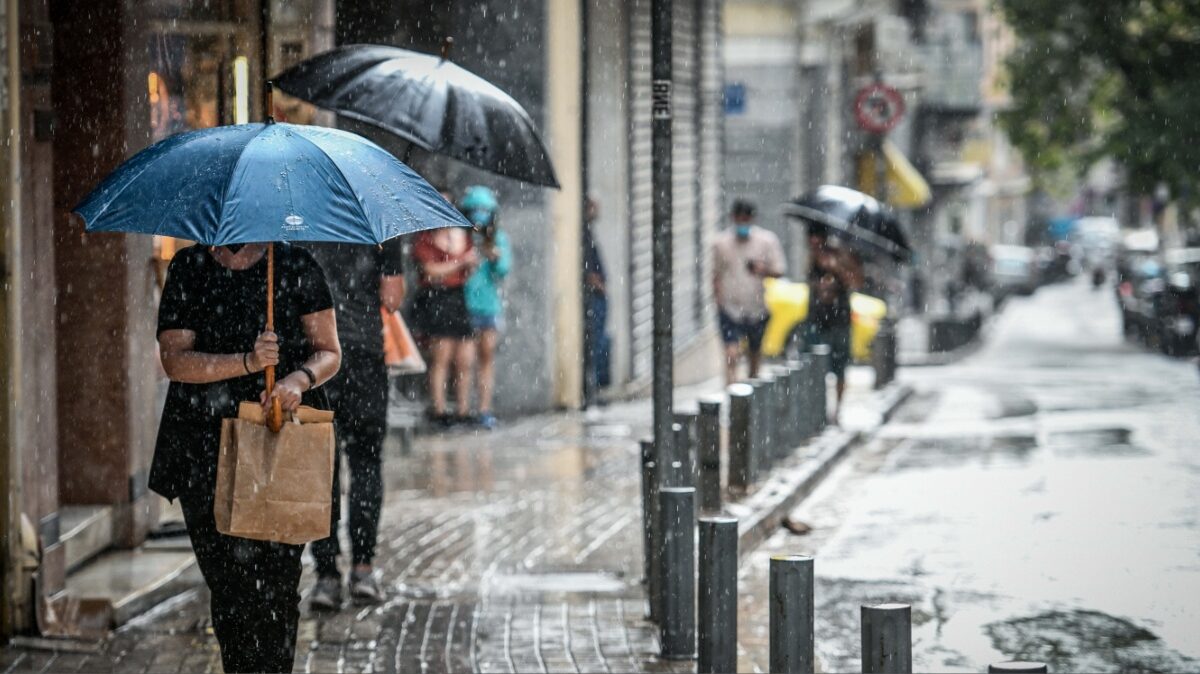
[214,402,336,545]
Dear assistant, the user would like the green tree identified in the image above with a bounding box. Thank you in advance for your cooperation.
[997,0,1200,197]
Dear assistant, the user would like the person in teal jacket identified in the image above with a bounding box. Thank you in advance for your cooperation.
[461,186,511,429]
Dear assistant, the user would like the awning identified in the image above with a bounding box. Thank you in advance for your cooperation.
[857,141,932,209]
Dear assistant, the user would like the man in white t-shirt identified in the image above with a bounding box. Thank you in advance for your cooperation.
[712,200,786,384]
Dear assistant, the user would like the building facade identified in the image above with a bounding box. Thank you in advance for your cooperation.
[0,0,727,638]
[722,0,1029,313]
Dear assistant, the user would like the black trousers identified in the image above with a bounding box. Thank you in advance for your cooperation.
[180,492,303,673]
[311,341,387,577]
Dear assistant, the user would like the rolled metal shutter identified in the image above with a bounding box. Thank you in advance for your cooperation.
[696,0,723,325]
[671,0,699,349]
[628,0,653,381]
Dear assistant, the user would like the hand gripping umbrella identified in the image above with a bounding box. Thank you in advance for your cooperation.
[74,103,470,431]
[273,41,560,188]
[784,185,913,262]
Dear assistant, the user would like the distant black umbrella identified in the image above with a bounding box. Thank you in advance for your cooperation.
[784,185,912,262]
[274,42,560,188]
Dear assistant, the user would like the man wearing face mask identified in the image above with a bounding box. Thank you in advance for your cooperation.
[712,199,785,384]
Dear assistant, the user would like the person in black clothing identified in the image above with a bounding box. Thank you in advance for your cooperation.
[582,196,610,406]
[804,231,861,418]
[155,243,341,673]
[305,238,405,609]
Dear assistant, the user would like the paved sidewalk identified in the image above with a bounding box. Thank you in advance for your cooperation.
[0,374,902,674]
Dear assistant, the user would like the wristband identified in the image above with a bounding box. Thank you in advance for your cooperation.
[243,352,252,374]
[299,366,318,389]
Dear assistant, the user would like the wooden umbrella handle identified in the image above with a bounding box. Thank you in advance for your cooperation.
[266,242,284,432]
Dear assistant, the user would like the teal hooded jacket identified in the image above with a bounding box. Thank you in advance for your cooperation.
[464,230,512,317]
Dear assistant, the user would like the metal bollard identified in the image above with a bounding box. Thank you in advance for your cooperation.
[698,516,738,674]
[810,345,831,431]
[788,361,805,446]
[793,354,814,440]
[772,367,792,460]
[988,663,1048,673]
[696,397,723,513]
[748,377,771,474]
[772,362,792,450]
[640,438,662,622]
[873,318,897,389]
[861,603,913,673]
[727,384,754,494]
[753,371,772,460]
[769,555,814,674]
[674,412,698,488]
[659,487,696,660]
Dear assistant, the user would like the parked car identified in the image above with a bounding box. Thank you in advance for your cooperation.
[1118,257,1163,345]
[990,244,1038,302]
[1155,248,1200,356]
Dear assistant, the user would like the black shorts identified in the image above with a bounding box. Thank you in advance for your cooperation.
[412,286,473,339]
[718,311,769,352]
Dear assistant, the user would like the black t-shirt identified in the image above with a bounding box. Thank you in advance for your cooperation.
[306,239,404,348]
[150,244,333,499]
[807,265,851,331]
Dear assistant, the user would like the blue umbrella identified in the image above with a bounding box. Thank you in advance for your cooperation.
[75,121,469,245]
[74,120,470,430]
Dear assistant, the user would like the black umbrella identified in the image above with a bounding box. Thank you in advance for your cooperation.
[274,43,559,188]
[784,185,912,261]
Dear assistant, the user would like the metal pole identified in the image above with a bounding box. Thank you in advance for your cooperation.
[874,132,888,205]
[660,487,695,660]
[650,0,674,485]
[698,516,738,674]
[696,397,722,513]
[769,555,815,674]
[861,603,913,673]
[640,438,662,622]
[988,663,1048,673]
[727,383,754,494]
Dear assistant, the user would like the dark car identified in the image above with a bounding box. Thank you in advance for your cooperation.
[1154,248,1200,356]
[1117,257,1163,345]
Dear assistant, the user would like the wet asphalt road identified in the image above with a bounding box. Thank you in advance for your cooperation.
[740,277,1200,672]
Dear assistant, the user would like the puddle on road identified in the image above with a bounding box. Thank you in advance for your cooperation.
[1045,427,1150,458]
[487,571,628,596]
[986,609,1197,673]
[889,425,1147,471]
[890,433,1039,470]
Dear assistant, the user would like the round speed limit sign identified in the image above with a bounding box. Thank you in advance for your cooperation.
[853,83,905,134]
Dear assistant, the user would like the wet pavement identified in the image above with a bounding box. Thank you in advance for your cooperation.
[9,370,862,674]
[0,402,694,674]
[739,277,1200,672]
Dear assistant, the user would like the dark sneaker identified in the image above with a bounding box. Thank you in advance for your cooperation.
[310,575,343,611]
[425,410,454,429]
[349,569,384,604]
